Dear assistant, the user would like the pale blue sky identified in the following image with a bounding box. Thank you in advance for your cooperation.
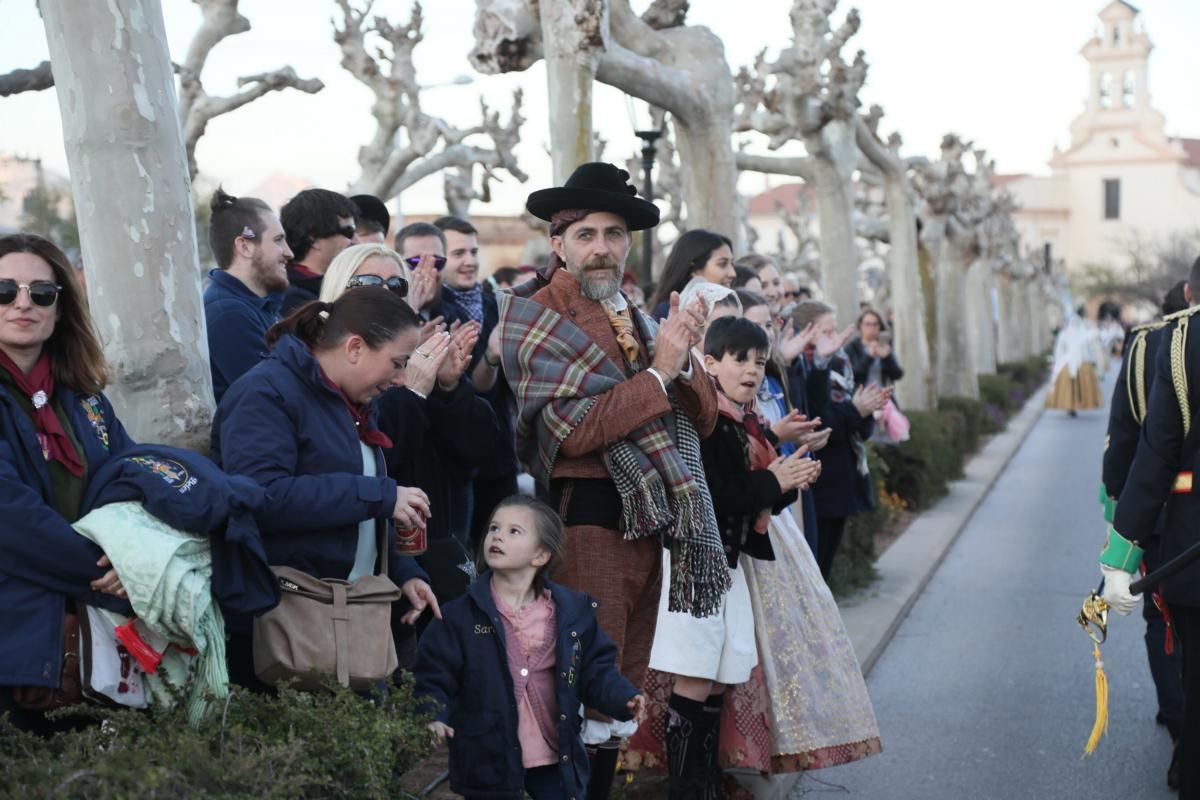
[2,0,1198,214]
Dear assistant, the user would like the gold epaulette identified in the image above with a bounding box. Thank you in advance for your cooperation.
[1164,304,1200,323]
[1127,327,1151,424]
[1171,312,1192,436]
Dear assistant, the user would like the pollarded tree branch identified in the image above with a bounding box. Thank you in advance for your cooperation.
[178,0,324,178]
[0,61,54,97]
[340,0,526,211]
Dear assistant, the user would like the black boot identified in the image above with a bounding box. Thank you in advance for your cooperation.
[667,694,719,800]
[702,694,724,800]
[585,740,620,800]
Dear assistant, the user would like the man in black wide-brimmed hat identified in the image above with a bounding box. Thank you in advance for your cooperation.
[497,163,726,797]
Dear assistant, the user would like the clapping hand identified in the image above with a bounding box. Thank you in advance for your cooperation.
[418,317,446,346]
[815,324,856,360]
[851,383,889,418]
[777,320,817,363]
[796,426,832,452]
[767,450,817,492]
[407,257,440,313]
[771,410,822,444]
[627,694,646,720]
[651,292,707,381]
[406,332,452,397]
[436,321,480,389]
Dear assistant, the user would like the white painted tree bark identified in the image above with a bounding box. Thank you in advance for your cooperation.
[540,0,605,183]
[964,257,997,375]
[40,0,213,448]
[855,113,932,410]
[924,216,979,399]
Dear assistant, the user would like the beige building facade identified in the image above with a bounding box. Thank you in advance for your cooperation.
[1004,1,1200,276]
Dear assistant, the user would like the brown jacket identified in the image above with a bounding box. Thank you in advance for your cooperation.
[528,269,718,480]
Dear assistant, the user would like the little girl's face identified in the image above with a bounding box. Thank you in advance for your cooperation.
[484,506,551,573]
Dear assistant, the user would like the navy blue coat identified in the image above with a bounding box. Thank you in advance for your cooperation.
[0,384,135,687]
[414,578,638,799]
[211,334,425,590]
[792,353,876,519]
[203,269,284,405]
[441,287,516,479]
[82,444,280,619]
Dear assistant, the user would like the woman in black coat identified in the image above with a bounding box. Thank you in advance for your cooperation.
[844,308,903,392]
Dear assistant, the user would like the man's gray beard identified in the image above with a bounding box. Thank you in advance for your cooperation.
[579,272,620,301]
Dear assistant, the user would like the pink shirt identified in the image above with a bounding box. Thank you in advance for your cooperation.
[492,584,559,768]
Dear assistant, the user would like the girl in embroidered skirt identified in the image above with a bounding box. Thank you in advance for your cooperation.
[414,496,645,800]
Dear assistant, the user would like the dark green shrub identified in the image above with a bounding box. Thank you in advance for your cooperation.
[937,396,991,451]
[0,677,433,800]
[874,410,959,511]
[978,374,1017,415]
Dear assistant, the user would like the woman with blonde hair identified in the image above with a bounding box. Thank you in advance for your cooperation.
[318,243,412,306]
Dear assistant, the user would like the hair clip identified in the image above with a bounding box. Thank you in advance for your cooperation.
[318,310,330,320]
[241,226,256,239]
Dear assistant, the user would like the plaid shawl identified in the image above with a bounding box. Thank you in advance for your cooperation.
[497,290,730,618]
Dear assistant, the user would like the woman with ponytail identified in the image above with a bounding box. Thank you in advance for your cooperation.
[0,233,136,732]
[211,289,439,690]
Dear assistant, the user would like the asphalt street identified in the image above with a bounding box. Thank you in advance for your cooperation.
[791,371,1178,800]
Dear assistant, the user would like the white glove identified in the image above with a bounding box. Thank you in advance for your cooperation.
[1100,565,1140,616]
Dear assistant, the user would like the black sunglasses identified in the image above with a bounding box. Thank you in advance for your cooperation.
[404,255,447,271]
[346,274,409,298]
[0,280,62,307]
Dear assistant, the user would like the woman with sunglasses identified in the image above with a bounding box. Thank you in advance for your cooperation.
[320,244,499,662]
[0,233,136,732]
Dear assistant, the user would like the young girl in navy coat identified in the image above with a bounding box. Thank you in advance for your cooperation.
[414,496,644,800]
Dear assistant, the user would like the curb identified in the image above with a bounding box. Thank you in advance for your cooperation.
[837,381,1051,677]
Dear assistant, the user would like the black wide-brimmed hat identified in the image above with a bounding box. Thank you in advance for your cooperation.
[526,162,660,231]
[350,194,391,234]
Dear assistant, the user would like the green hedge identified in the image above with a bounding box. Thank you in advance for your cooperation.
[0,678,433,800]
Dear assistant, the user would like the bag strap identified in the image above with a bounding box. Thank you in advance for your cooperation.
[330,582,351,687]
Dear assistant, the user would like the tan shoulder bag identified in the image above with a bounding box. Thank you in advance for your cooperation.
[253,526,402,690]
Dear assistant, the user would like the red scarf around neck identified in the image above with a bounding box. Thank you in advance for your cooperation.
[316,365,393,449]
[0,350,84,477]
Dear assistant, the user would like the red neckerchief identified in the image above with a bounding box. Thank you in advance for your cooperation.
[715,389,775,470]
[315,364,393,449]
[0,350,84,477]
[289,263,321,279]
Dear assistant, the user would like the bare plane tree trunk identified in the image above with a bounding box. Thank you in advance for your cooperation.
[965,258,997,375]
[855,114,931,410]
[924,217,977,399]
[40,0,214,448]
[540,0,605,183]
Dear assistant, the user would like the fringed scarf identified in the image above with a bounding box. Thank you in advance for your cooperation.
[497,291,730,618]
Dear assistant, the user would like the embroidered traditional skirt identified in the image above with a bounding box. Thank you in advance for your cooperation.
[1045,363,1103,411]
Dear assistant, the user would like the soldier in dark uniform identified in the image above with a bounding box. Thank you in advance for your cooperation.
[1100,281,1194,787]
[1103,258,1200,796]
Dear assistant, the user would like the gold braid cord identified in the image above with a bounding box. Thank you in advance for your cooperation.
[1128,330,1149,424]
[1171,316,1191,437]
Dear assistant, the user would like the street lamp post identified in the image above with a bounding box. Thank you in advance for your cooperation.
[633,128,662,284]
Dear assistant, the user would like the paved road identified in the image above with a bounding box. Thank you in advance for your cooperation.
[792,374,1177,800]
